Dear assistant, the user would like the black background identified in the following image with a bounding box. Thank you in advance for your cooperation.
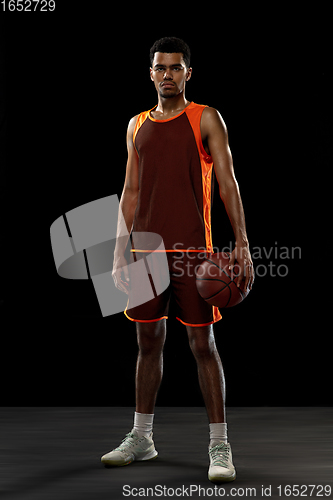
[1,5,331,406]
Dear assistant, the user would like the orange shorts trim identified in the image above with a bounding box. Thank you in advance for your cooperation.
[124,309,168,323]
[176,316,219,327]
[124,311,221,327]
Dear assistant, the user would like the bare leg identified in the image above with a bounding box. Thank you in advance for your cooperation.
[186,324,226,423]
[135,319,166,414]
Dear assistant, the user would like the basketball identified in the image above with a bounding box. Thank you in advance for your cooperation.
[195,252,250,308]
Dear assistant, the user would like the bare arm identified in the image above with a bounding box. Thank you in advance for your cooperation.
[112,115,140,293]
[201,107,254,290]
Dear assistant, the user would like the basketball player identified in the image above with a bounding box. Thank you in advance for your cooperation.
[101,37,254,483]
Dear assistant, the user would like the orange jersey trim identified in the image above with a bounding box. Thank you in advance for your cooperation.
[133,109,151,146]
[185,104,214,254]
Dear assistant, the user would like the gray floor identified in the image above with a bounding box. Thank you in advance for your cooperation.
[0,407,332,499]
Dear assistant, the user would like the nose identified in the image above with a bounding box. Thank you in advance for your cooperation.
[163,68,173,80]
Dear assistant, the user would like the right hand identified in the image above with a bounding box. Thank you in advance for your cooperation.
[112,254,130,294]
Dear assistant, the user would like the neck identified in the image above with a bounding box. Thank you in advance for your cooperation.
[156,91,189,115]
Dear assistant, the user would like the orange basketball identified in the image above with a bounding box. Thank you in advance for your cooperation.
[196,252,250,308]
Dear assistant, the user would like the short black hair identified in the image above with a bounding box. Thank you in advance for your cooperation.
[150,37,191,68]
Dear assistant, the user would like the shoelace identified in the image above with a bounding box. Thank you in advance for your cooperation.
[209,442,230,468]
[115,432,140,452]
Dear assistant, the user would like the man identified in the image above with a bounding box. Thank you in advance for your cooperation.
[101,37,254,483]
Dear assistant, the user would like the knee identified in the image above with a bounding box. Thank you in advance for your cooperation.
[138,336,163,357]
[137,322,166,357]
[189,332,216,360]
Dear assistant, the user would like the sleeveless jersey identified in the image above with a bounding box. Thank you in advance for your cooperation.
[132,102,215,253]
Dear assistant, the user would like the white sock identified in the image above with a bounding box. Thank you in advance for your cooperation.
[209,422,228,447]
[133,412,154,438]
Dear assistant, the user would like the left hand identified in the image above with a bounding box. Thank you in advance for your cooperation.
[229,243,254,291]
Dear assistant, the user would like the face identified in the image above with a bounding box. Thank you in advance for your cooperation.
[150,52,192,98]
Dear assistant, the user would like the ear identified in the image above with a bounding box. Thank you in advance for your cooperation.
[185,67,192,82]
[150,67,154,82]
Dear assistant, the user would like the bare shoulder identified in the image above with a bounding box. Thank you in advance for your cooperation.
[127,114,140,134]
[126,114,140,148]
[200,106,228,146]
[202,106,228,135]
[201,107,230,152]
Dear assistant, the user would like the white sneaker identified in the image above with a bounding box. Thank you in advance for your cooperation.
[208,442,236,483]
[101,430,158,467]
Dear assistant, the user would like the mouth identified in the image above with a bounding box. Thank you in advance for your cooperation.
[161,82,175,88]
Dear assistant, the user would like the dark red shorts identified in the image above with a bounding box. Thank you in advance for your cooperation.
[124,252,222,327]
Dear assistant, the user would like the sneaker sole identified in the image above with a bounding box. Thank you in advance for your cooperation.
[208,471,236,483]
[101,450,158,467]
[102,457,133,467]
[136,450,158,462]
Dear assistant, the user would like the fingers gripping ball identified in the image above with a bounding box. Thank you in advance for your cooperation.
[195,252,250,308]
